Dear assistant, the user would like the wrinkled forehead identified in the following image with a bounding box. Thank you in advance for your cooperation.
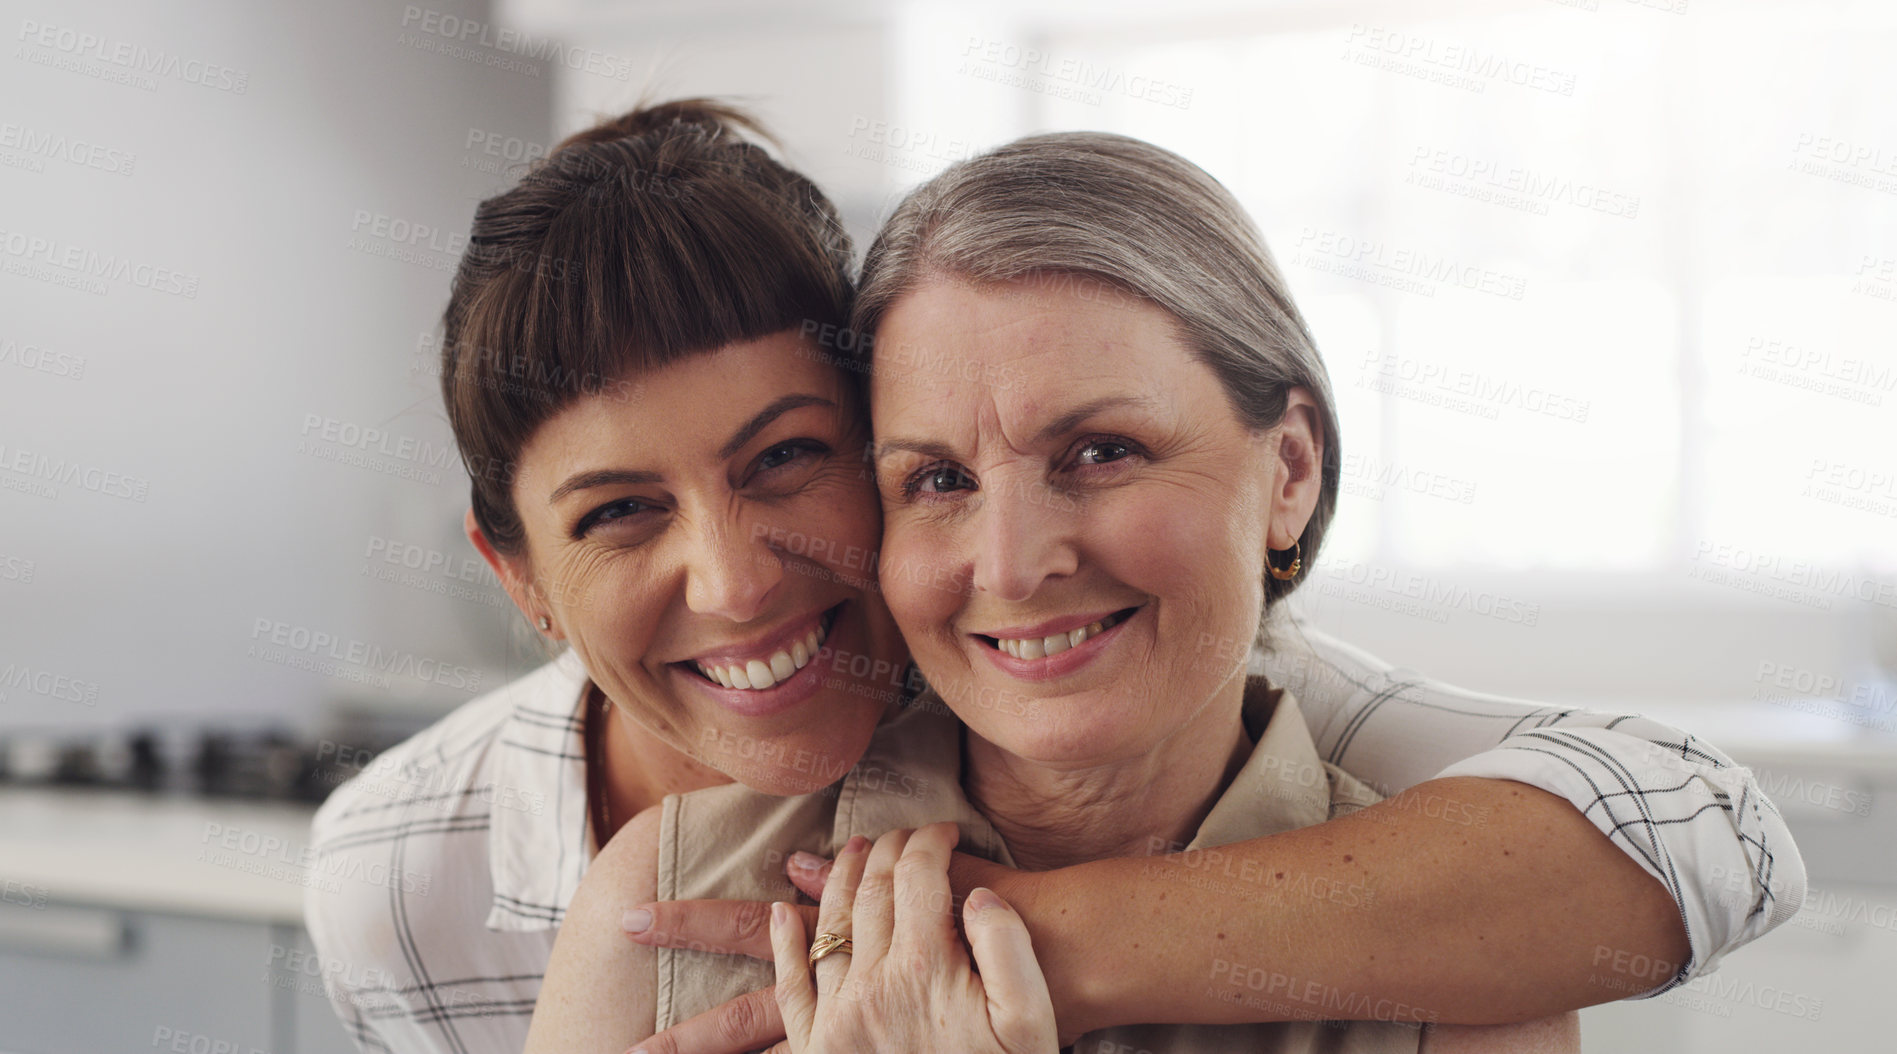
[866,276,1197,438]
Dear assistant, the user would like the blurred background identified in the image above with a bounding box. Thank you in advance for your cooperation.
[1,0,1892,1050]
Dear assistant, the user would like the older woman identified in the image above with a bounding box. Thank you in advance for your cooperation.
[747,129,1588,1051]
[308,102,1796,1054]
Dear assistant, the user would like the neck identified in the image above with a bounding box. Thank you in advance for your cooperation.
[589,685,731,845]
[963,675,1253,872]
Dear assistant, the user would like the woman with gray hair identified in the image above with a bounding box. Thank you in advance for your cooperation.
[532,127,1795,1053]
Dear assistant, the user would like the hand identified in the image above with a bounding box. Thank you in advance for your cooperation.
[621,897,808,1054]
[772,824,1058,1054]
[780,844,1016,908]
[627,850,1089,1052]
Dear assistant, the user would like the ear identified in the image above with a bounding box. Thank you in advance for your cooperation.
[1259,386,1325,554]
[465,508,555,637]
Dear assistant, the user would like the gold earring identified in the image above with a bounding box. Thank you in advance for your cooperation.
[1266,539,1302,581]
[537,615,552,632]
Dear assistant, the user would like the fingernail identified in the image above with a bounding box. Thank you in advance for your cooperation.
[843,835,870,855]
[621,908,652,934]
[771,901,788,928]
[966,886,1000,912]
[789,850,823,872]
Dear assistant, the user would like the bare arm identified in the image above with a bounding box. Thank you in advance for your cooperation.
[632,777,1679,1050]
[990,778,1685,1033]
[524,806,664,1054]
[1268,619,1802,976]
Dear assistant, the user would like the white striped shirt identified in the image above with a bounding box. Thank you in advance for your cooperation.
[304,616,1803,1053]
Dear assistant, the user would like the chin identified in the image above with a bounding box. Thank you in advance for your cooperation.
[972,702,1137,768]
[701,710,881,796]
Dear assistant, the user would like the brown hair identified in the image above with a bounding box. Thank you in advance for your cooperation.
[852,131,1341,621]
[441,98,855,555]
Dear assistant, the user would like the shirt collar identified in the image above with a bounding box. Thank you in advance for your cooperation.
[1193,678,1333,846]
[835,676,1332,863]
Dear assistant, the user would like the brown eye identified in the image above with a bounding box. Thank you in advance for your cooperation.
[1074,440,1131,465]
[746,439,828,496]
[756,441,814,471]
[575,497,657,537]
[906,462,977,497]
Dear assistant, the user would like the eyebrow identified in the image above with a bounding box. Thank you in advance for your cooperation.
[547,467,663,504]
[718,393,835,461]
[548,392,837,503]
[875,394,1160,463]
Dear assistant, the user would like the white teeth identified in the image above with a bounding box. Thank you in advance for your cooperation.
[692,609,836,691]
[993,612,1125,659]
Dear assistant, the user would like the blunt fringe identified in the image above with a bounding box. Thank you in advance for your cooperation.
[441,98,854,555]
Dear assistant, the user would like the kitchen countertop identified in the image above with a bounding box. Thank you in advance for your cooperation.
[0,787,321,925]
[4,693,1894,927]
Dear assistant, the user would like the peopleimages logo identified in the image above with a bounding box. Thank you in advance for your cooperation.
[248,618,482,692]
[1291,227,1529,302]
[397,6,634,80]
[15,19,251,93]
[0,440,150,501]
[1405,146,1640,219]
[0,336,87,379]
[1357,351,1591,423]
[0,121,137,176]
[1318,560,1543,627]
[0,661,100,705]
[958,36,1194,110]
[0,228,199,298]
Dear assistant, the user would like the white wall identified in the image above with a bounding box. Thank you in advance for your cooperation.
[1,0,553,731]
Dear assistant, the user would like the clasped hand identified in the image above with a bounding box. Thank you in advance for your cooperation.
[628,823,1057,1054]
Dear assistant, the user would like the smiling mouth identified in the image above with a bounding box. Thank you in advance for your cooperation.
[678,603,842,691]
[975,606,1140,660]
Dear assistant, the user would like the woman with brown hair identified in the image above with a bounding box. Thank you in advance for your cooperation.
[306,100,1797,1054]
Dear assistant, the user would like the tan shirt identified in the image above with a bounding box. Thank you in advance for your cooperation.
[656,677,1422,1052]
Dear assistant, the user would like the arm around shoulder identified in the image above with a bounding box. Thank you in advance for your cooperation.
[525,805,664,1054]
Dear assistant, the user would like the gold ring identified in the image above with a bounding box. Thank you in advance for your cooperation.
[807,931,853,966]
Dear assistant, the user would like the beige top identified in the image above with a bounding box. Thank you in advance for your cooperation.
[656,677,1421,1052]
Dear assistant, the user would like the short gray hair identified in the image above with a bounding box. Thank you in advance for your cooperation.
[852,130,1341,619]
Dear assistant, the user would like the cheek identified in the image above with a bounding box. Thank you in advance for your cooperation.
[1092,486,1266,636]
[878,521,963,645]
[551,549,665,658]
[796,477,882,574]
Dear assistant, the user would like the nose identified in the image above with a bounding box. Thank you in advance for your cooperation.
[968,467,1079,602]
[682,511,783,623]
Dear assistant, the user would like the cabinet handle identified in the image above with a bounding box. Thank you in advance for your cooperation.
[0,904,126,959]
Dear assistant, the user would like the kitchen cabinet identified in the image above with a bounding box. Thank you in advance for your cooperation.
[0,904,353,1054]
[0,788,355,1054]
